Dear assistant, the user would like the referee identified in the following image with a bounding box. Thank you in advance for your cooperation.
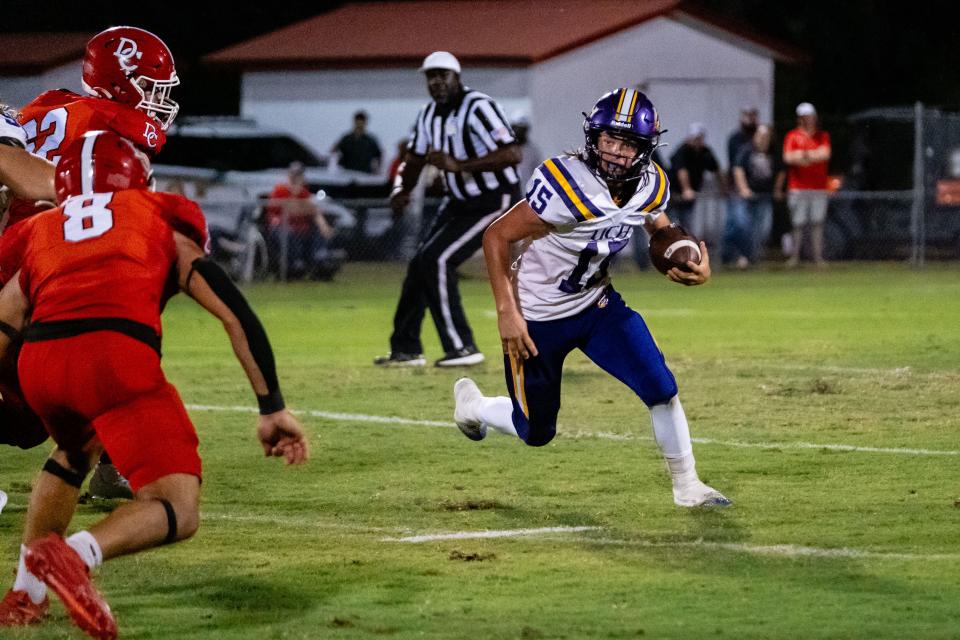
[376,51,522,367]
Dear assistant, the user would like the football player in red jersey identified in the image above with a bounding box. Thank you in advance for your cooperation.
[7,25,177,231]
[4,26,181,498]
[0,132,310,638]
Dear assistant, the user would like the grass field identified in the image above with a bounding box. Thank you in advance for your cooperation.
[2,261,959,639]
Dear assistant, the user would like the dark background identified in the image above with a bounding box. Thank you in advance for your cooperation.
[3,0,958,120]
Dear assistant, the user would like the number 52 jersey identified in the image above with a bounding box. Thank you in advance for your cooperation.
[517,154,670,321]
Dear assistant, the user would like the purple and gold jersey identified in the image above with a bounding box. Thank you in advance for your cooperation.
[517,154,669,320]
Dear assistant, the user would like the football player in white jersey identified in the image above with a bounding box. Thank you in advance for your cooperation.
[453,89,730,507]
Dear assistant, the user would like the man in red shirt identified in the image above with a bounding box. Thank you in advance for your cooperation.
[782,102,832,267]
[0,132,308,637]
[264,162,334,279]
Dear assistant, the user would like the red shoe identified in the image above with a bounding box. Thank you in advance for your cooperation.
[0,588,48,625]
[24,534,117,640]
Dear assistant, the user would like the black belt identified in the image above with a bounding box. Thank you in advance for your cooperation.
[24,317,161,357]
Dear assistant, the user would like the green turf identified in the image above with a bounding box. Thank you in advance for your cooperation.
[2,262,959,639]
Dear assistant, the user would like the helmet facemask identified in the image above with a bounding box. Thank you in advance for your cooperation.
[584,128,659,183]
[134,73,180,130]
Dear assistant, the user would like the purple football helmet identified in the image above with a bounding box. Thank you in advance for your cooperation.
[582,88,663,182]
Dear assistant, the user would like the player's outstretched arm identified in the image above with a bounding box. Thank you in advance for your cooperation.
[0,145,55,201]
[0,270,29,359]
[482,200,550,360]
[173,232,309,464]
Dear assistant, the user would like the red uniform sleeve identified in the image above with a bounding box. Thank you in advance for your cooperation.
[108,108,166,156]
[0,217,34,287]
[158,193,210,254]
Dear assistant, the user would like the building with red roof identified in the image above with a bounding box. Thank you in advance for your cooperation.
[206,1,804,167]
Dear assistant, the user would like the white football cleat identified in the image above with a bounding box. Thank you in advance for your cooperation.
[673,479,731,508]
[453,378,486,441]
[0,490,7,514]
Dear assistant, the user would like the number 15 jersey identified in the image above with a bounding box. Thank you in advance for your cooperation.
[517,154,670,321]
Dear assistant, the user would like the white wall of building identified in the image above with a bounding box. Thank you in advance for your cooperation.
[1,60,83,110]
[529,17,773,166]
[242,67,530,171]
[238,17,773,173]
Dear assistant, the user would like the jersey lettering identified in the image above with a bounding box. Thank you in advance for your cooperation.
[22,107,68,163]
[63,194,115,242]
[525,177,554,215]
[558,241,598,294]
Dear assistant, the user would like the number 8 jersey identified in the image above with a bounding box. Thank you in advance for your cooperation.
[13,190,208,335]
[517,154,670,320]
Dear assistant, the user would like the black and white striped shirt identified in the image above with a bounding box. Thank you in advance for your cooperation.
[408,86,520,201]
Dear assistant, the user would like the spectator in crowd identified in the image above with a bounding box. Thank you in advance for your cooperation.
[669,123,725,232]
[783,102,831,267]
[511,113,543,185]
[331,110,383,174]
[722,124,786,268]
[726,107,759,167]
[265,162,336,280]
[377,51,522,368]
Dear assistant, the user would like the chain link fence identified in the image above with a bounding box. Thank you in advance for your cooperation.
[186,103,959,282]
[194,190,448,283]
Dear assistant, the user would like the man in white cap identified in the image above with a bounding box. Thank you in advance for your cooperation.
[782,102,831,267]
[377,51,522,368]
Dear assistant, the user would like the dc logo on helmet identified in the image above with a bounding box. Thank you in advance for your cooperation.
[114,37,143,74]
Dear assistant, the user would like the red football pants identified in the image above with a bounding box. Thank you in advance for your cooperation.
[19,331,201,491]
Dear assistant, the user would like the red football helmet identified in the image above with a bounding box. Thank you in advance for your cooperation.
[82,26,180,130]
[55,131,152,202]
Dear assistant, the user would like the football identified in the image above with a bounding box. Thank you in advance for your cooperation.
[648,224,702,275]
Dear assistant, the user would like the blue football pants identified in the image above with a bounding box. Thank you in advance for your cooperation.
[503,288,678,447]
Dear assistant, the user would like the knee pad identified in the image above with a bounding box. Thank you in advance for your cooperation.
[521,416,557,448]
[43,458,88,488]
[157,498,178,545]
[638,368,679,408]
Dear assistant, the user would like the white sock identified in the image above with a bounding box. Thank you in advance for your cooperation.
[66,530,103,571]
[12,545,46,604]
[476,396,518,437]
[650,396,698,485]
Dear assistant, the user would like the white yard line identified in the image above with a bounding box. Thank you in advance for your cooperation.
[566,537,960,562]
[383,526,601,543]
[197,513,958,562]
[185,404,960,457]
[382,526,960,562]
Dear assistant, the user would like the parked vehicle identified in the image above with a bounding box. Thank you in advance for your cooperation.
[152,117,399,268]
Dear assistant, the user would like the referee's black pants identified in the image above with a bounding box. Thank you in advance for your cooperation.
[390,186,520,356]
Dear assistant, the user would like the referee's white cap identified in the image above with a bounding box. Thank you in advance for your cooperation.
[421,51,461,74]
